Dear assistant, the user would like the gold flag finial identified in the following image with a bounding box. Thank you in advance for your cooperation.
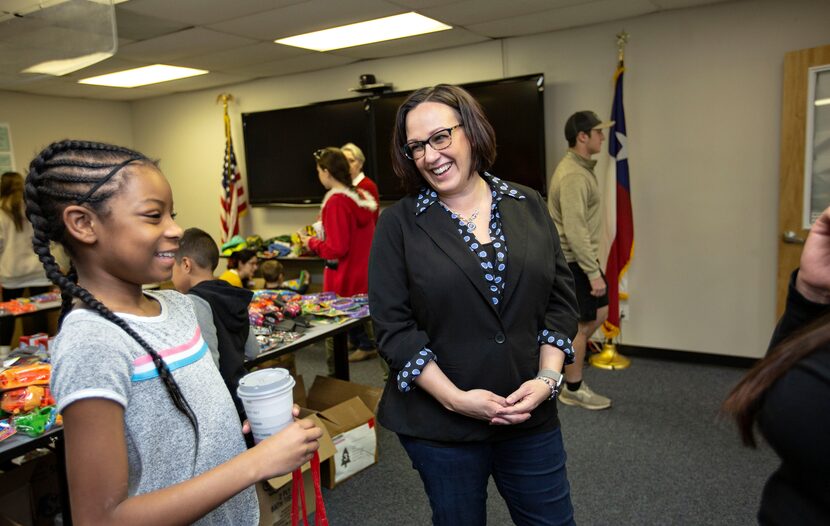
[616,31,629,64]
[216,93,233,113]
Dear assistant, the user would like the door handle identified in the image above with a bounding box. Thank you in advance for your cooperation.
[783,230,806,244]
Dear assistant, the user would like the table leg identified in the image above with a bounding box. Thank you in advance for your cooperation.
[332,331,350,381]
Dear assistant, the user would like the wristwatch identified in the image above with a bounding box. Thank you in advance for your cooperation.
[536,368,565,400]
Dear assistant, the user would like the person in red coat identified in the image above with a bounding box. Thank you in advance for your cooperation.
[342,143,379,224]
[300,147,378,363]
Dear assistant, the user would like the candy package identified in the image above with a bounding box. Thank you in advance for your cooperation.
[1,386,55,414]
[0,363,51,390]
[13,406,61,438]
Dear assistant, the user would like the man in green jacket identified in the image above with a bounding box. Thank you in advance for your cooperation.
[548,111,614,410]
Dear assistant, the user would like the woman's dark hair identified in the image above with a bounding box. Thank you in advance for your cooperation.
[723,311,830,447]
[1,172,25,231]
[314,147,352,187]
[391,84,497,195]
[227,248,257,269]
[25,139,198,432]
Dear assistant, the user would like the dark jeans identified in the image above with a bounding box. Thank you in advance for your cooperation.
[399,427,575,526]
[0,286,52,346]
[348,322,375,351]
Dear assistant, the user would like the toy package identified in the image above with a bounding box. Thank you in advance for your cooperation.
[0,363,51,390]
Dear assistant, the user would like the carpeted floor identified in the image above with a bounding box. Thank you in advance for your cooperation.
[294,344,776,525]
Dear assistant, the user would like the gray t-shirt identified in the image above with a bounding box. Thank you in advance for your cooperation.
[51,290,258,525]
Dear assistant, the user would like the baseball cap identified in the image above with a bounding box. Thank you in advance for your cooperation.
[564,111,615,143]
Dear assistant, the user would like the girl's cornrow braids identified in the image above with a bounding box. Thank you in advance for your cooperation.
[25,139,199,436]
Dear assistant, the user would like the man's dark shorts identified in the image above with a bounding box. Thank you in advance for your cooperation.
[568,262,609,322]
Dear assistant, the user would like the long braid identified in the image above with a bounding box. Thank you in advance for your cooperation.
[25,140,199,434]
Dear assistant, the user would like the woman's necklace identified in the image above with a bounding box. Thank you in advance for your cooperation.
[442,203,480,232]
[441,179,487,233]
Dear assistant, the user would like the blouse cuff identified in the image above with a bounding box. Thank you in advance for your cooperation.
[538,329,575,365]
[396,348,436,393]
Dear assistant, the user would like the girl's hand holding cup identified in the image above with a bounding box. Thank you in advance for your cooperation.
[255,418,323,480]
[237,368,323,479]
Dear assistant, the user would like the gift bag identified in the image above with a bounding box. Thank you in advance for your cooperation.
[291,451,328,526]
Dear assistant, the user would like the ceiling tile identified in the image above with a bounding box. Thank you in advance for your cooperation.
[175,42,307,72]
[113,5,191,41]
[152,71,255,92]
[118,0,309,26]
[649,0,731,8]
[384,0,467,8]
[0,72,59,91]
[118,27,258,63]
[208,0,404,40]
[221,52,356,78]
[332,27,490,60]
[467,0,658,38]
[421,0,590,26]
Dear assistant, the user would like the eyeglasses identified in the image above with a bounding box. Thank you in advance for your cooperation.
[313,149,325,161]
[403,124,463,160]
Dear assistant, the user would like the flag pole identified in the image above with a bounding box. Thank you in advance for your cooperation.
[590,31,632,371]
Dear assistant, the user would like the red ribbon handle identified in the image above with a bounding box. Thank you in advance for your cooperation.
[291,451,328,526]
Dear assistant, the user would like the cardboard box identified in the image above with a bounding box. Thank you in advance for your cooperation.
[304,376,381,488]
[257,412,335,526]
[256,470,313,526]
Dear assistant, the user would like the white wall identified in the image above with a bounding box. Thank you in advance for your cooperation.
[14,0,824,358]
[0,91,133,174]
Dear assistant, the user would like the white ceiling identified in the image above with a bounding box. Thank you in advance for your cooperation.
[0,0,736,101]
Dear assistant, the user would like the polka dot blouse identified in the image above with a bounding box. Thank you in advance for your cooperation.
[397,173,575,393]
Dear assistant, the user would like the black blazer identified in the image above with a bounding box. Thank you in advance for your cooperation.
[368,181,578,442]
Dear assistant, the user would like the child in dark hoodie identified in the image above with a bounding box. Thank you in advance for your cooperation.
[172,228,258,419]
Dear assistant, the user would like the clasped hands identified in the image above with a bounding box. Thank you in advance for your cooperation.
[452,380,551,426]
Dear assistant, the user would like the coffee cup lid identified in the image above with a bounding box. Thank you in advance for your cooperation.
[237,368,295,399]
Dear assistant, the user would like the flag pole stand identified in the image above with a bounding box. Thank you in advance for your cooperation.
[589,339,631,370]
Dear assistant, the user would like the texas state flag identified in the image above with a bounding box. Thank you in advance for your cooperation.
[601,65,634,339]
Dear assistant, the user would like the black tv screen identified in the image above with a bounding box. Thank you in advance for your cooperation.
[242,98,370,204]
[242,74,545,205]
[464,76,547,194]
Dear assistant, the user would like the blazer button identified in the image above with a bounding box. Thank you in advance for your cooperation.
[495,332,506,344]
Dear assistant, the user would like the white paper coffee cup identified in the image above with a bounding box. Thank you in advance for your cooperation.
[237,368,296,444]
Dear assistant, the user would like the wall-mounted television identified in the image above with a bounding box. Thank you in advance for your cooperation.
[242,98,371,205]
[242,74,546,205]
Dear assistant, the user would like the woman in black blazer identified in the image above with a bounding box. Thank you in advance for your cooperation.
[368,84,580,526]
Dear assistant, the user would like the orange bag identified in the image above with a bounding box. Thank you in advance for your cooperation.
[1,386,45,414]
[0,364,51,390]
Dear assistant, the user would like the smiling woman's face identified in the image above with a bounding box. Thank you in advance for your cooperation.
[405,102,474,199]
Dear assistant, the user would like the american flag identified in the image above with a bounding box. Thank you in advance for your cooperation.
[220,112,247,243]
[601,62,634,339]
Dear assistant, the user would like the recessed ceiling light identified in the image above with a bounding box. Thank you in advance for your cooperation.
[78,64,209,88]
[275,12,451,52]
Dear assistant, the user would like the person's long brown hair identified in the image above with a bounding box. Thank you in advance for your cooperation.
[723,309,830,446]
[0,172,25,231]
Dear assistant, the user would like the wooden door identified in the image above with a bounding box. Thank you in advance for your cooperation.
[777,44,830,316]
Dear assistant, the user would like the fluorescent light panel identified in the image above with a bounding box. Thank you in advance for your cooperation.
[78,64,208,88]
[275,12,451,52]
[816,97,830,107]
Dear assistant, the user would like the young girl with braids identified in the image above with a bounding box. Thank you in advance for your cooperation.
[26,140,322,525]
